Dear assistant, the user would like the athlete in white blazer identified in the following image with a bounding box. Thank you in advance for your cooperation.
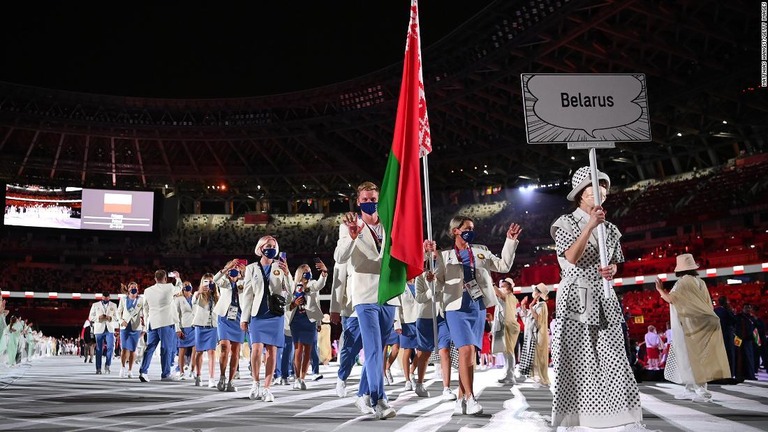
[116,283,145,378]
[395,280,428,396]
[138,270,182,382]
[414,273,456,401]
[287,261,328,389]
[334,181,396,419]
[191,274,219,388]
[241,236,292,402]
[424,216,521,416]
[175,283,196,380]
[329,261,363,397]
[88,292,118,374]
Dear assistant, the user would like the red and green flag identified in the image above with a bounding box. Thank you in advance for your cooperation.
[378,0,432,304]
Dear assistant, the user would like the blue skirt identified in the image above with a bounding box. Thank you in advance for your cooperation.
[120,325,141,352]
[195,326,218,352]
[290,312,318,346]
[385,326,399,346]
[399,323,418,349]
[178,326,195,348]
[416,315,451,351]
[217,315,245,343]
[248,311,285,348]
[445,291,485,349]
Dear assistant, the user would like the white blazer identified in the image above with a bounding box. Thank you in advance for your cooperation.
[414,273,444,319]
[212,271,244,317]
[116,295,145,331]
[435,238,519,312]
[394,283,419,331]
[191,292,218,328]
[88,301,118,334]
[175,295,195,328]
[329,262,356,317]
[333,220,387,307]
[241,260,292,323]
[287,274,327,325]
[141,279,182,331]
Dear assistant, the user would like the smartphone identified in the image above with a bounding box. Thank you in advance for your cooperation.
[237,259,249,267]
[313,257,322,263]
[279,252,287,262]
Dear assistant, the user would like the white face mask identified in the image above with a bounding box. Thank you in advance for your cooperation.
[580,185,607,206]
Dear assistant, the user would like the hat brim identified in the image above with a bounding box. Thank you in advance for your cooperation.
[674,263,699,272]
[566,172,611,201]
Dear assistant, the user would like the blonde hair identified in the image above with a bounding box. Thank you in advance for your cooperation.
[357,181,379,194]
[254,235,280,257]
[198,273,218,306]
[448,215,473,238]
[293,264,312,288]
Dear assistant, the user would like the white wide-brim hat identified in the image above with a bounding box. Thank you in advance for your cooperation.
[534,283,549,299]
[567,166,611,201]
[674,253,699,272]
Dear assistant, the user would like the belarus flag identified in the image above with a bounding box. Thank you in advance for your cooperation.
[104,193,132,214]
[378,0,432,304]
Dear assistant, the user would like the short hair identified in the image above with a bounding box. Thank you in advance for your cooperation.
[254,235,280,257]
[648,325,656,332]
[448,215,473,237]
[101,292,110,298]
[674,269,699,278]
[357,181,379,195]
[155,270,166,281]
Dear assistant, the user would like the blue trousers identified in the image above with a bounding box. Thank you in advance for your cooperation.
[355,304,395,405]
[95,331,114,371]
[338,316,363,381]
[140,325,177,378]
[278,334,294,379]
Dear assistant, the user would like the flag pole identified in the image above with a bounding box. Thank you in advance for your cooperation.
[588,147,612,298]
[421,153,440,355]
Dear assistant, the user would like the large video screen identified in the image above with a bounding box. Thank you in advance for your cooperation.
[81,189,154,232]
[4,184,154,232]
[4,184,83,229]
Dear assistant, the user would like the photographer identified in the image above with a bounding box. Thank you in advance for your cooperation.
[287,260,328,390]
[212,259,247,392]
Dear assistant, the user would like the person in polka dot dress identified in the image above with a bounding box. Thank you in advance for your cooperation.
[549,166,642,429]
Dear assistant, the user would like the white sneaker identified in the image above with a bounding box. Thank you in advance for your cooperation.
[335,379,347,397]
[226,381,237,392]
[442,388,457,401]
[414,382,430,397]
[695,386,712,399]
[465,396,483,415]
[454,398,466,415]
[127,371,133,379]
[262,388,275,402]
[208,379,216,388]
[119,367,125,378]
[355,395,375,414]
[385,370,394,386]
[161,375,181,382]
[194,375,202,387]
[139,373,150,382]
[374,399,396,420]
[299,379,307,390]
[249,381,261,400]
[293,379,301,390]
[404,380,413,391]
[498,377,517,385]
[674,390,696,400]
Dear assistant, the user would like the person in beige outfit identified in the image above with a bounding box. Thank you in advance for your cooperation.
[493,277,520,384]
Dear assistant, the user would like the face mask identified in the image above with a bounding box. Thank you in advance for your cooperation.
[228,269,240,278]
[129,288,138,295]
[359,202,377,215]
[101,300,109,305]
[459,230,475,243]
[184,284,193,292]
[302,271,312,281]
[262,248,278,259]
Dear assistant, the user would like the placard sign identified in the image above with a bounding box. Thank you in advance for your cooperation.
[521,73,651,143]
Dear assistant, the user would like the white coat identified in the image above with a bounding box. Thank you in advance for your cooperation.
[88,300,118,334]
[141,279,182,331]
[241,260,292,323]
[175,294,195,328]
[334,220,396,307]
[116,295,145,331]
[191,292,218,328]
[287,274,327,325]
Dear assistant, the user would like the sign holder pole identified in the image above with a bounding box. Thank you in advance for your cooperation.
[422,154,440,355]
[588,146,613,298]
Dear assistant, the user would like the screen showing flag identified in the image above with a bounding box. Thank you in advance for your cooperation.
[81,189,154,232]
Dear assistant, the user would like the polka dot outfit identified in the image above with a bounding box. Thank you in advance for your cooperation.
[550,208,642,428]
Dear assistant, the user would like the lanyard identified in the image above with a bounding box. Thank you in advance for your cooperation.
[363,219,382,253]
[454,245,476,282]
[229,281,240,307]
[258,262,272,298]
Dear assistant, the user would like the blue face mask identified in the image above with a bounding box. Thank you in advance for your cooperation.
[262,248,278,259]
[184,284,193,292]
[101,300,109,305]
[302,271,312,280]
[129,288,138,295]
[359,202,377,215]
[228,269,240,278]
[459,230,475,243]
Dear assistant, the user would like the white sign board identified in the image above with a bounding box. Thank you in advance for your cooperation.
[521,73,651,144]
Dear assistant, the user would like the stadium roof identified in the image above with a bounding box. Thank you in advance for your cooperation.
[0,0,765,202]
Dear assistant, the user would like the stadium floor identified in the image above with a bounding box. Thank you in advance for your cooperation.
[1,356,767,431]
